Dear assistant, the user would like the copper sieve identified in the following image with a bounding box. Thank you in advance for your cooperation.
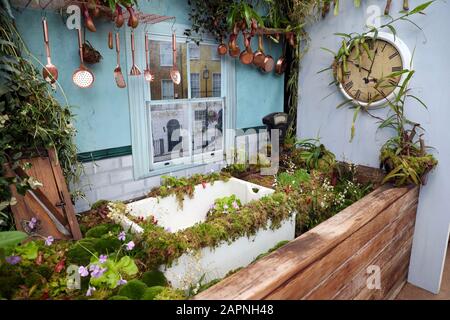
[73,28,94,88]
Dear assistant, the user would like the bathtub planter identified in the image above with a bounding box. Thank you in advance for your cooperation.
[114,178,296,289]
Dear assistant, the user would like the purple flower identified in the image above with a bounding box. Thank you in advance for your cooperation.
[45,236,54,246]
[165,227,172,233]
[223,204,229,210]
[99,254,107,264]
[5,255,21,265]
[86,286,96,297]
[118,231,126,241]
[232,201,239,210]
[78,266,89,277]
[117,278,128,286]
[125,241,135,251]
[89,264,107,278]
[28,217,37,230]
[209,204,215,210]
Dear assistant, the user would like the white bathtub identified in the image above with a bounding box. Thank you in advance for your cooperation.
[118,177,296,289]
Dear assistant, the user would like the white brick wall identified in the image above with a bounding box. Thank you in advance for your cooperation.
[71,154,224,213]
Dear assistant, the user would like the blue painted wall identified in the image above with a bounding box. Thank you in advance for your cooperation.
[297,0,450,294]
[14,0,283,153]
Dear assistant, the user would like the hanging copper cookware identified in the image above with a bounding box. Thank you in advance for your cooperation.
[170,32,181,85]
[217,37,227,56]
[239,32,253,65]
[275,35,287,75]
[228,33,240,58]
[253,34,265,68]
[41,17,58,84]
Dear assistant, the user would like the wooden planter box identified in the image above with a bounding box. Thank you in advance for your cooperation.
[194,184,419,300]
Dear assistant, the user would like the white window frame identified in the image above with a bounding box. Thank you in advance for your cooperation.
[126,27,236,179]
[159,42,173,67]
[211,46,220,61]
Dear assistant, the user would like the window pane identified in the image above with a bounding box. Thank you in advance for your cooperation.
[212,73,221,97]
[150,103,190,163]
[189,44,221,98]
[150,40,188,100]
[189,43,200,60]
[191,100,224,155]
[190,73,200,98]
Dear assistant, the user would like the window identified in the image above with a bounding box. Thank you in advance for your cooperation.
[159,42,173,67]
[212,73,221,97]
[161,80,174,100]
[211,46,220,61]
[189,44,200,60]
[191,73,200,98]
[145,36,226,171]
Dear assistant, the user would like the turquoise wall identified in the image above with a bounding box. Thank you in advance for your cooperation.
[14,0,283,153]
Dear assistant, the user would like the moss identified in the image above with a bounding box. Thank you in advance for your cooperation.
[253,240,289,262]
[0,264,23,299]
[117,280,147,300]
[24,272,45,288]
[108,295,131,300]
[66,238,98,265]
[141,286,165,300]
[91,200,109,210]
[153,287,185,300]
[85,224,121,238]
[36,265,53,280]
[141,270,167,287]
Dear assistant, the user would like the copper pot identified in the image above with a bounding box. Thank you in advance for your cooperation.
[228,33,240,58]
[239,32,253,65]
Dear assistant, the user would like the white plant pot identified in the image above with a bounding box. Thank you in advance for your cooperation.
[116,177,296,289]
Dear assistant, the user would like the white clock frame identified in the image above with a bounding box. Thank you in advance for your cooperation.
[338,31,413,109]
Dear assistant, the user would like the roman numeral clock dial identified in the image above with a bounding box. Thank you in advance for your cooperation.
[336,33,409,108]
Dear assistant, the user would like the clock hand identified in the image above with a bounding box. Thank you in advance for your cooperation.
[347,60,371,73]
[367,48,378,77]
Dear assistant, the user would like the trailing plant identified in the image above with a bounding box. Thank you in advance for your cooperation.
[206,195,242,219]
[147,173,231,208]
[291,138,336,173]
[0,3,81,230]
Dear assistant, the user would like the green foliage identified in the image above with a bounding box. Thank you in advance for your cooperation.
[148,173,230,208]
[117,279,147,300]
[108,295,130,300]
[0,3,81,229]
[292,139,336,173]
[141,286,165,300]
[89,255,139,289]
[66,237,122,265]
[153,287,185,300]
[253,240,289,262]
[276,169,310,190]
[0,231,27,251]
[15,241,39,260]
[206,195,242,219]
[85,224,121,239]
[91,200,109,210]
[141,270,168,287]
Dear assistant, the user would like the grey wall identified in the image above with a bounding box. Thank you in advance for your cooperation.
[297,0,450,294]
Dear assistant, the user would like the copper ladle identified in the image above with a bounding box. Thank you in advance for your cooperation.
[42,18,58,84]
[170,32,181,85]
[72,28,94,88]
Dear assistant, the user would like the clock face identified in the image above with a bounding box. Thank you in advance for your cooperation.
[338,38,403,104]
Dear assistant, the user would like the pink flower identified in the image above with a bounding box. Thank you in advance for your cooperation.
[125,241,135,251]
[118,231,126,241]
[232,201,239,210]
[45,236,54,246]
[89,264,107,278]
[99,254,107,264]
[28,217,37,230]
[78,266,89,277]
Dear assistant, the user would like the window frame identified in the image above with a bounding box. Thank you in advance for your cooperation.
[159,42,173,67]
[126,27,236,179]
[212,72,221,97]
[190,73,200,98]
[161,79,175,100]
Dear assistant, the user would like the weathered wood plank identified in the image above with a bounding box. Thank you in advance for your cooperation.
[302,192,417,299]
[334,225,414,300]
[195,185,412,300]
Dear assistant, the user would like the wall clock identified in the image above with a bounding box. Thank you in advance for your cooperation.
[337,32,412,108]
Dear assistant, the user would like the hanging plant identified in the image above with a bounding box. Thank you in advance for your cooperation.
[82,40,103,64]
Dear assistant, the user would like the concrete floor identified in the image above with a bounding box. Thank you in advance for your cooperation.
[396,248,450,300]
